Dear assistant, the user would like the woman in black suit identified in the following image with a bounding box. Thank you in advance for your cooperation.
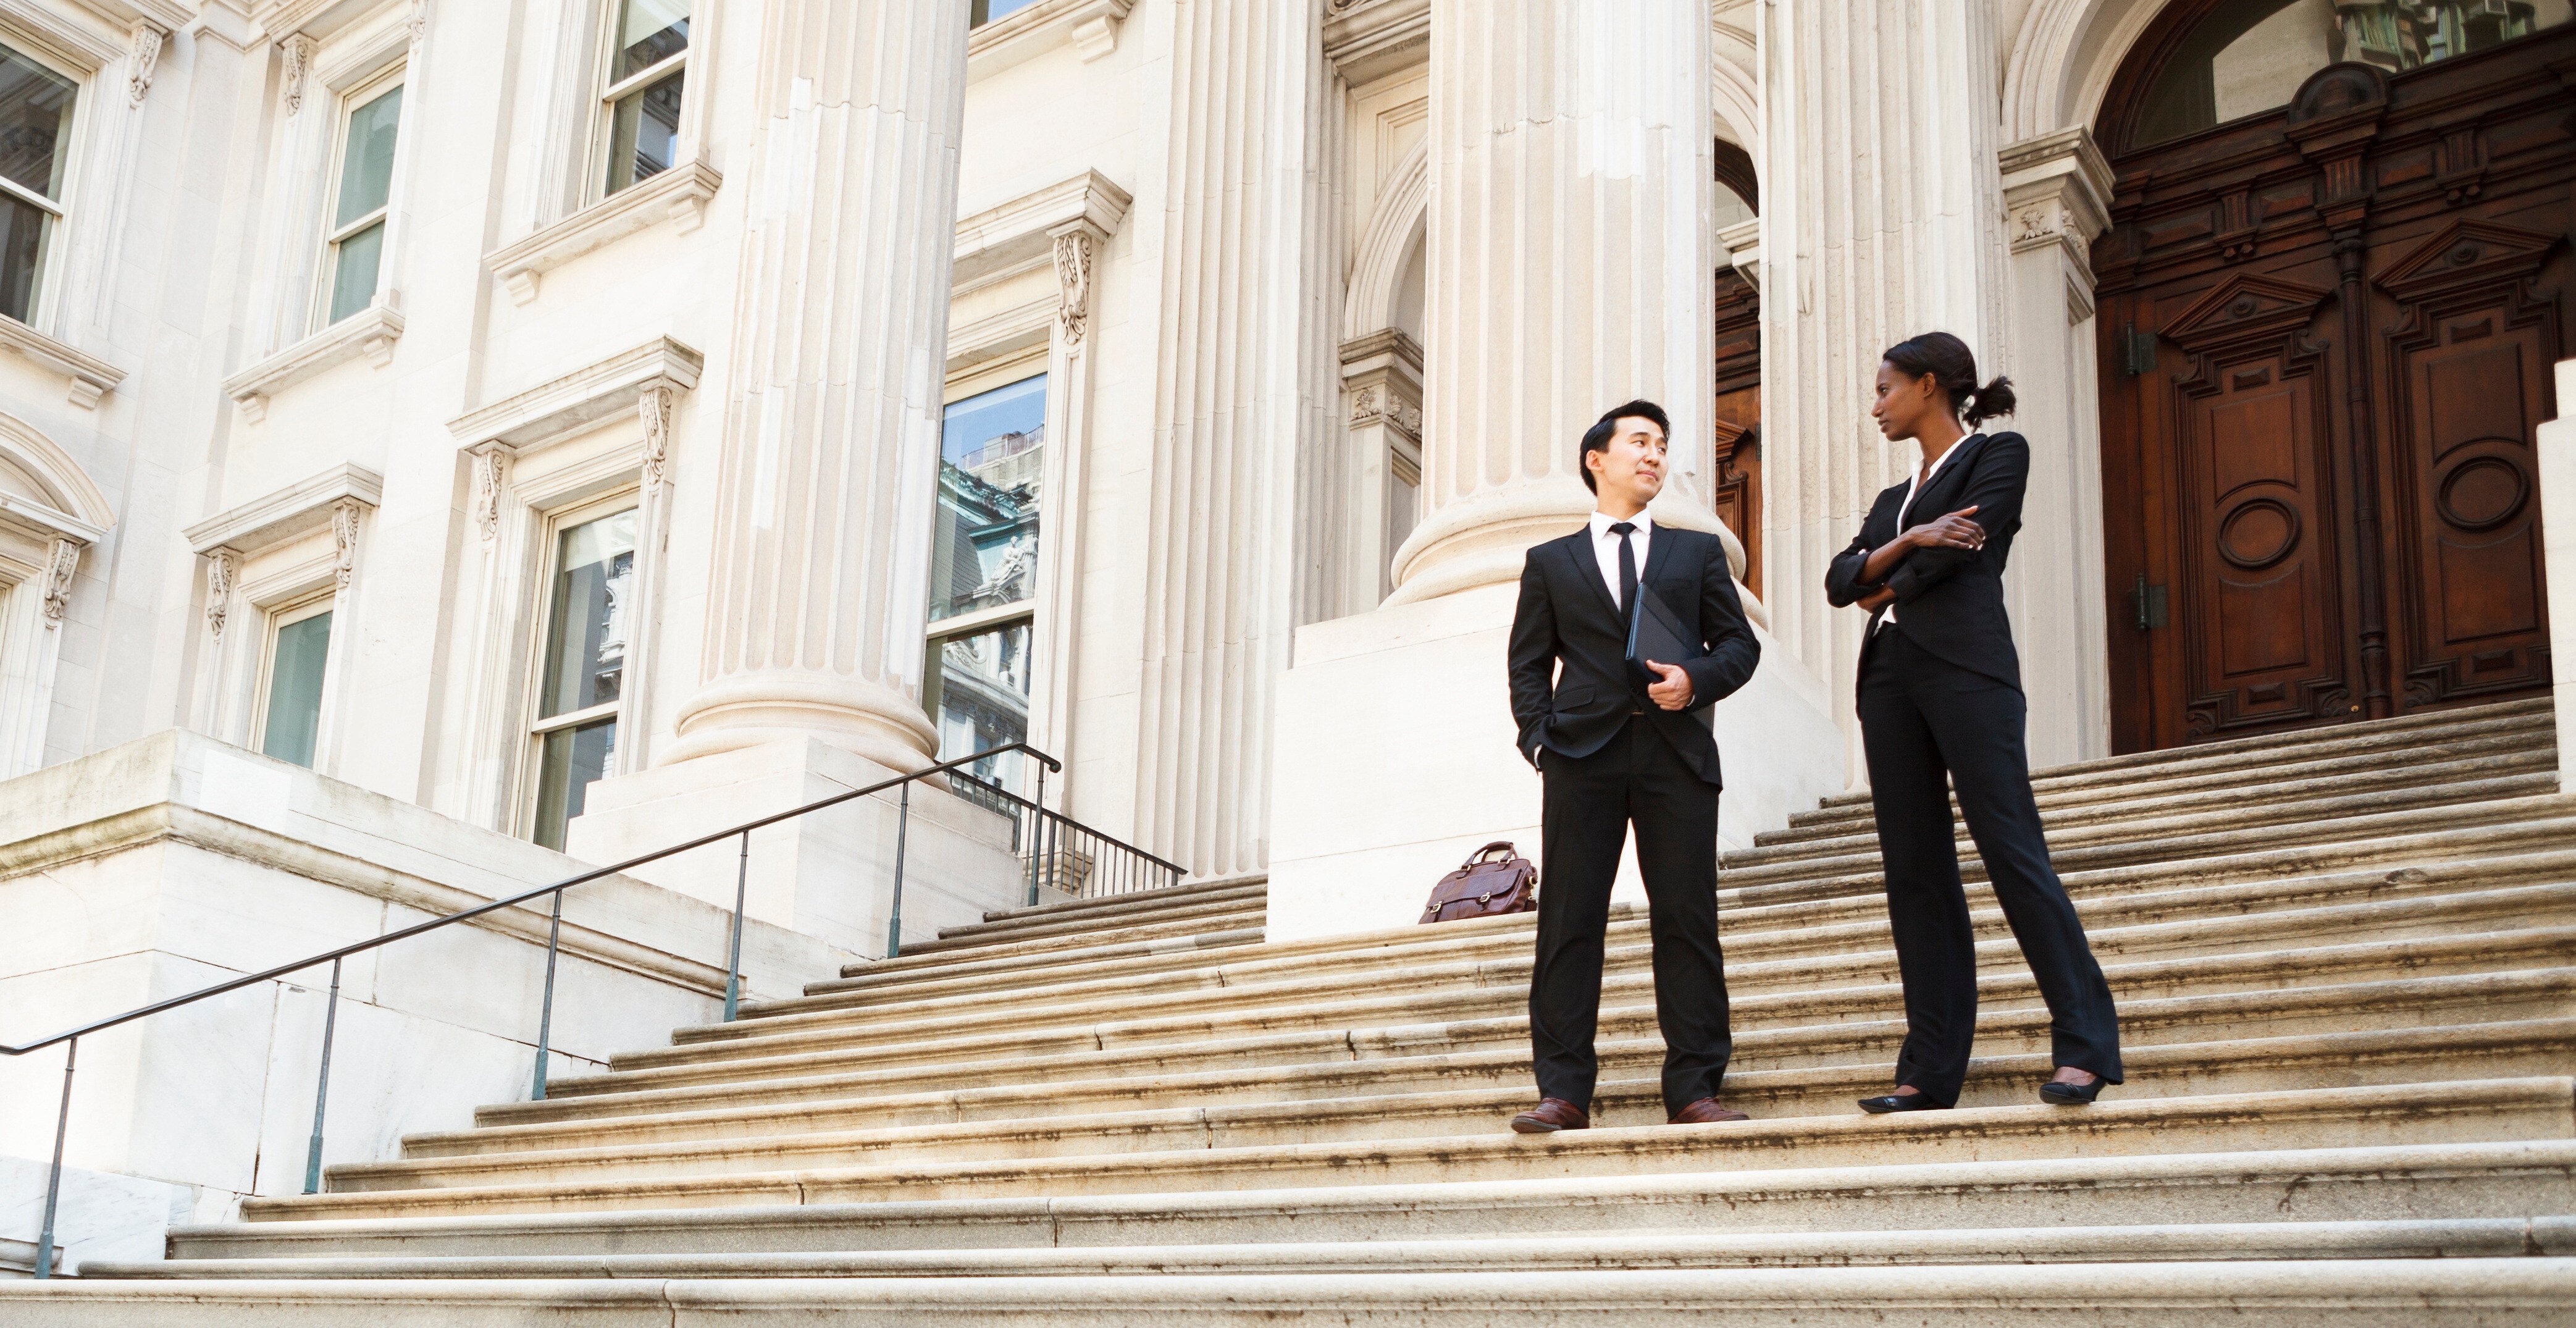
[1824,332,2122,1112]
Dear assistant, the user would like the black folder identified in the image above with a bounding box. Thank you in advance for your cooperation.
[1624,583,1702,700]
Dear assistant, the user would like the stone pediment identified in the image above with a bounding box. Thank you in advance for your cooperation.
[2374,219,2564,300]
[2157,273,2332,353]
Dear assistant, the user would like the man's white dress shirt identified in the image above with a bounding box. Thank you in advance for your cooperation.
[1588,508,1652,610]
[1884,433,1978,626]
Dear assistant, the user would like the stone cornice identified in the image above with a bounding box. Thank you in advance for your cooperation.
[1718,216,1762,279]
[222,298,405,421]
[953,168,1133,293]
[486,158,721,306]
[0,315,125,408]
[13,1,190,63]
[252,0,389,41]
[447,335,704,455]
[969,0,1133,79]
[0,492,107,547]
[185,461,383,557]
[1324,0,1428,85]
[1999,128,2114,288]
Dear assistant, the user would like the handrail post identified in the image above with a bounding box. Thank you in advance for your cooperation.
[530,889,564,1101]
[723,830,750,1021]
[32,1035,75,1279]
[886,782,912,960]
[1025,762,1046,907]
[302,957,343,1195]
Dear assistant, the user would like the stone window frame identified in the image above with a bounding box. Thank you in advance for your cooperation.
[246,583,338,767]
[445,335,699,836]
[513,483,642,847]
[187,464,382,778]
[584,0,693,204]
[308,59,408,334]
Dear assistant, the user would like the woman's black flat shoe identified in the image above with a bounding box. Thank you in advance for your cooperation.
[1858,1093,1947,1114]
[2039,1075,2107,1106]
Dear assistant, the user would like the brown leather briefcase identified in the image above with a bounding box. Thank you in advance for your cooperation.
[1419,841,1538,923]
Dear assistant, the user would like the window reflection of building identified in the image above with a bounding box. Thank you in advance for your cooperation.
[529,506,636,849]
[925,373,1046,793]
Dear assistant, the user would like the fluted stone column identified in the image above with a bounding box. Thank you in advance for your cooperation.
[661,0,970,773]
[1386,0,1727,607]
[1758,0,2012,774]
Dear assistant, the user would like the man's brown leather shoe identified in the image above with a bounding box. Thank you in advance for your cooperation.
[1668,1098,1750,1124]
[1509,1098,1590,1133]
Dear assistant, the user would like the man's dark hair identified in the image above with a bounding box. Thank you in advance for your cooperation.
[1578,399,1672,494]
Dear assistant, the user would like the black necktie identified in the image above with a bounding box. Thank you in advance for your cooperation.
[1608,521,1637,613]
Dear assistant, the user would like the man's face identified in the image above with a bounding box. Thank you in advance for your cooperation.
[1588,418,1669,500]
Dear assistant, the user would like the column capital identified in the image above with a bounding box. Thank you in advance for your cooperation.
[2000,127,2114,261]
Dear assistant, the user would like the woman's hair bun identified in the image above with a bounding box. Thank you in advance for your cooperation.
[1881,331,2016,426]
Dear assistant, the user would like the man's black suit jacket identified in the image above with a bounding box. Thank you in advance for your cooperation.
[1508,523,1761,788]
[1823,431,2029,693]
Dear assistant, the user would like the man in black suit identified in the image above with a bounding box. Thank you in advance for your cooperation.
[1504,400,1762,1133]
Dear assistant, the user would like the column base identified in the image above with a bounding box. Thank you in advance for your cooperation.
[567,737,1030,959]
[1265,582,1846,944]
[660,671,938,773]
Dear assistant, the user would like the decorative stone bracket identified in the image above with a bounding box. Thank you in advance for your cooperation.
[222,296,406,422]
[970,0,1136,78]
[0,315,127,409]
[486,160,722,306]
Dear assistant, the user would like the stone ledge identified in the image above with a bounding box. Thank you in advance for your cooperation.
[448,337,704,455]
[183,462,382,557]
[969,0,1135,80]
[0,316,125,410]
[486,160,721,307]
[222,300,405,422]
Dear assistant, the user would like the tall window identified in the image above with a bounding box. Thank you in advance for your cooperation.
[529,505,636,850]
[322,77,403,327]
[925,374,1045,792]
[259,599,334,768]
[0,43,75,326]
[601,0,689,196]
[970,0,1044,25]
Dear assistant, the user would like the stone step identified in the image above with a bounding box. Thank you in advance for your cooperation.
[12,1258,2574,1326]
[91,1215,2576,1280]
[241,1077,2575,1221]
[972,877,1268,927]
[479,967,2576,1130]
[814,926,1267,997]
[391,1019,2572,1179]
[1803,697,2555,813]
[743,863,2576,1031]
[907,893,1270,956]
[1727,769,2559,880]
[1757,736,2551,850]
[161,1140,2576,1260]
[557,925,2576,1103]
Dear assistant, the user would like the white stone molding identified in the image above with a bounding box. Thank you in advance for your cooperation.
[329,496,360,596]
[0,315,126,408]
[663,0,971,773]
[2002,0,2167,144]
[0,409,112,779]
[221,295,404,421]
[445,335,705,455]
[1718,215,1761,280]
[123,19,161,106]
[1049,230,1096,350]
[468,443,508,544]
[1322,0,1427,85]
[277,32,316,114]
[183,462,385,559]
[1390,0,1723,608]
[1708,1,1760,159]
[1341,136,1427,342]
[0,408,115,545]
[403,0,427,47]
[637,382,674,492]
[968,0,1133,80]
[952,169,1133,296]
[39,537,77,626]
[485,158,721,306]
[2000,128,2114,282]
[1341,329,1424,604]
[203,548,238,642]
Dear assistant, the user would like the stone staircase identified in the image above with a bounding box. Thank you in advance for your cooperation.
[7,698,2574,1323]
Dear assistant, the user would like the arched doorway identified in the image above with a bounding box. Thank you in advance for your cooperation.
[2092,0,2572,751]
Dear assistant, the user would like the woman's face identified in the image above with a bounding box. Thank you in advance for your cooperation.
[1870,362,1940,442]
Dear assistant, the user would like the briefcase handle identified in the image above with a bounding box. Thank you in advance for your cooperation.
[1463,841,1517,867]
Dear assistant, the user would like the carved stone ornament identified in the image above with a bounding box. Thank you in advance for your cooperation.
[469,446,509,543]
[205,549,238,641]
[41,539,78,628]
[128,24,166,109]
[638,383,676,492]
[1051,230,1096,351]
[280,35,318,117]
[330,497,362,594]
[408,0,432,47]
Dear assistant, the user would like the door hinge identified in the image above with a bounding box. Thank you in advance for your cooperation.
[2121,324,2159,376]
[2133,574,2168,630]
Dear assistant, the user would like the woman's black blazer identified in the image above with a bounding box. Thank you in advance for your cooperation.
[1823,431,2030,692]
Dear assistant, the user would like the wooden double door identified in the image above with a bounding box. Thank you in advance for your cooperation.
[2096,32,2572,752]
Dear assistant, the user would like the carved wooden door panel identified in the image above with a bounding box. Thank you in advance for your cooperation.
[1712,265,1763,596]
[2094,31,2571,753]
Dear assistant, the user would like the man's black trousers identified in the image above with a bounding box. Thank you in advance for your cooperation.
[1530,717,1732,1117]
[1856,624,2123,1106]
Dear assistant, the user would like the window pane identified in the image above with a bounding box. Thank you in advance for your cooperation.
[261,611,334,768]
[0,44,75,201]
[970,0,1046,26]
[925,620,1031,792]
[614,0,691,82]
[335,86,404,229]
[2133,0,2570,148]
[539,508,637,718]
[326,220,384,324]
[605,71,684,195]
[532,718,617,851]
[931,374,1046,623]
[0,190,46,323]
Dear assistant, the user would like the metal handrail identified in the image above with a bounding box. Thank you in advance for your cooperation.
[0,738,1185,1277]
